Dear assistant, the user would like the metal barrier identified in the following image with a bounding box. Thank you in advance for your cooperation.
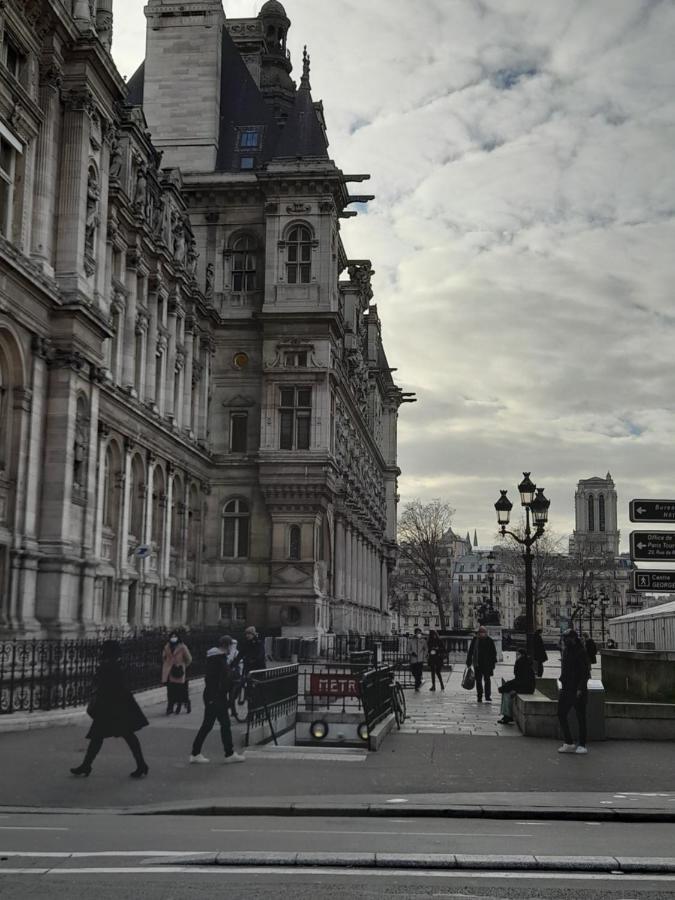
[245,663,299,746]
[360,666,394,732]
[300,664,365,715]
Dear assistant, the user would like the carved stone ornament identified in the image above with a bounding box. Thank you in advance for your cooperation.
[286,202,311,214]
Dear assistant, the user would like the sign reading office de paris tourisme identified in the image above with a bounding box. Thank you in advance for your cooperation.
[630,499,675,523]
[630,531,675,562]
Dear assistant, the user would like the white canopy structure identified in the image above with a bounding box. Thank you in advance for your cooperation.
[608,601,675,651]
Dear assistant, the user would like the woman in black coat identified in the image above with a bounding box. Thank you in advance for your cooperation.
[427,630,446,691]
[71,640,149,778]
[497,649,535,725]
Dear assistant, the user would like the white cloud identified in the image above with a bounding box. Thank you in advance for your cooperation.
[112,0,675,548]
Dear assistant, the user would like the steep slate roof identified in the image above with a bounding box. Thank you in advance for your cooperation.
[273,74,329,160]
[124,25,329,170]
[126,62,145,106]
[215,27,279,171]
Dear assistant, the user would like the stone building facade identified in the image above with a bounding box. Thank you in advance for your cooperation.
[569,473,620,558]
[0,0,407,637]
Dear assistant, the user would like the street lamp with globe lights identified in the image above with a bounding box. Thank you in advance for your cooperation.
[495,473,551,658]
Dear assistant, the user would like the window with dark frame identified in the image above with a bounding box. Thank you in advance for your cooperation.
[239,128,260,149]
[231,235,257,292]
[286,225,312,284]
[284,350,307,367]
[2,32,25,83]
[289,525,301,560]
[279,386,311,451]
[221,498,250,558]
[230,412,248,453]
[0,136,16,238]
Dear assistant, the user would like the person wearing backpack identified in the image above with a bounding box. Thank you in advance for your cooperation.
[189,636,245,765]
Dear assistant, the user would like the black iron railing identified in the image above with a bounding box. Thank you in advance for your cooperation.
[0,629,249,715]
[245,664,299,746]
[360,666,394,732]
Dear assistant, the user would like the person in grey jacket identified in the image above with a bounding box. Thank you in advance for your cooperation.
[408,628,426,691]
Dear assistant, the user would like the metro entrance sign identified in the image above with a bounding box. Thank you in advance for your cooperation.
[630,531,675,562]
[629,499,675,523]
[633,571,675,592]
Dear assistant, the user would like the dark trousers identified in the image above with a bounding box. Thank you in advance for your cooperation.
[557,689,587,746]
[475,668,492,700]
[84,733,145,768]
[429,660,444,689]
[535,660,544,678]
[191,700,233,757]
[410,662,424,689]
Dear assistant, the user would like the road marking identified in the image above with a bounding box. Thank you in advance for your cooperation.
[386,798,408,804]
[210,828,533,838]
[0,826,69,831]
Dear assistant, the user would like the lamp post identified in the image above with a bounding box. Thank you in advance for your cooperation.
[598,593,610,645]
[495,474,550,658]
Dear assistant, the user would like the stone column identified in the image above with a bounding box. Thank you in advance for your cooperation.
[117,443,133,624]
[122,258,138,391]
[140,460,155,625]
[166,300,178,422]
[31,63,62,274]
[335,517,345,601]
[381,557,388,612]
[135,311,148,401]
[93,425,108,558]
[145,294,158,407]
[162,469,173,578]
[182,322,194,436]
[343,522,352,603]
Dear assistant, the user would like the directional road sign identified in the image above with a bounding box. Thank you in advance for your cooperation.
[630,499,675,523]
[630,531,675,562]
[633,570,675,592]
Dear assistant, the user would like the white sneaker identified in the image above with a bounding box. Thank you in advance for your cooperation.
[223,752,246,764]
[575,745,589,755]
[557,743,576,753]
[189,753,210,764]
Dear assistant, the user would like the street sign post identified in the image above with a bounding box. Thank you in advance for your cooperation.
[633,571,675,592]
[630,531,675,562]
[629,500,675,523]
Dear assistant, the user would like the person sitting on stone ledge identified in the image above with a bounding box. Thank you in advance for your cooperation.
[497,648,535,725]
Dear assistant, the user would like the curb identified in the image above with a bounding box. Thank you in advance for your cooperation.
[144,851,675,873]
[130,802,675,824]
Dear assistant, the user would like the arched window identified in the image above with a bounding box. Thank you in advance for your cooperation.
[286,225,312,284]
[289,525,301,560]
[231,235,257,292]
[222,498,250,558]
[129,455,145,539]
[102,446,113,527]
[598,494,606,532]
[588,495,595,532]
[152,466,166,556]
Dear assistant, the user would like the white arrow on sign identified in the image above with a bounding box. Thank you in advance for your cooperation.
[637,507,646,515]
[637,542,647,550]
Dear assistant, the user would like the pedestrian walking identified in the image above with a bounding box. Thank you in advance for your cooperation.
[70,640,149,779]
[557,629,591,755]
[236,625,267,675]
[497,649,535,724]
[583,633,598,665]
[427,629,446,691]
[532,629,548,678]
[161,631,193,715]
[466,625,497,702]
[189,636,245,765]
[408,627,426,691]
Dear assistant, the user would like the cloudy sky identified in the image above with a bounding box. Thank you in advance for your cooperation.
[113,0,675,550]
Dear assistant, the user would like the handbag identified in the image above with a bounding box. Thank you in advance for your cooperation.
[461,665,475,690]
[170,664,184,679]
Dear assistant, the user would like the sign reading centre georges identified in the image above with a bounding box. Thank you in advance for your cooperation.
[633,571,675,592]
[629,499,675,523]
[630,531,675,562]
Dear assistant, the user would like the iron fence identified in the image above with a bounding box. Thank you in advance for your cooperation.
[360,666,394,732]
[299,664,365,715]
[0,629,248,715]
[245,664,299,746]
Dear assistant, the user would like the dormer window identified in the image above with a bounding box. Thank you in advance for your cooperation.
[284,351,307,367]
[239,129,261,149]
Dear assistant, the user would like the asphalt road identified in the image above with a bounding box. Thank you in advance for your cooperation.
[0,813,675,857]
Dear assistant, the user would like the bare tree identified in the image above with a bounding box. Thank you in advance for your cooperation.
[398,499,455,631]
[496,527,567,622]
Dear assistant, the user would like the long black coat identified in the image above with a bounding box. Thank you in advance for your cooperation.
[86,659,148,740]
[466,635,497,675]
[501,655,536,695]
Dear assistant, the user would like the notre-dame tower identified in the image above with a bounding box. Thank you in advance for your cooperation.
[569,473,620,558]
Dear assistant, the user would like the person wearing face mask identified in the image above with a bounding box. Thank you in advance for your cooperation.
[161,631,193,715]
